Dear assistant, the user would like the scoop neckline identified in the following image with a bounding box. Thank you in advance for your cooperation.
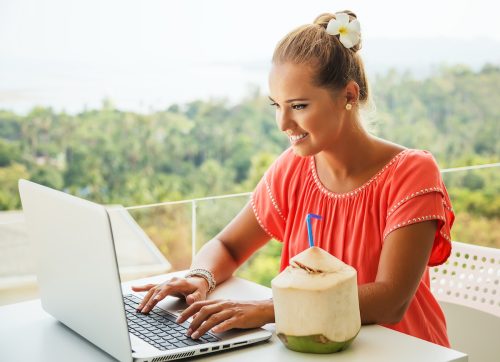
[310,148,409,199]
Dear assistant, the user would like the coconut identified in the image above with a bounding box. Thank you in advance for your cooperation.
[271,246,361,353]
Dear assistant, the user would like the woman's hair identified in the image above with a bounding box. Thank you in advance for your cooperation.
[272,11,369,105]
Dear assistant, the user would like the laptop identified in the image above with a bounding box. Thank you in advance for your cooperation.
[18,179,272,362]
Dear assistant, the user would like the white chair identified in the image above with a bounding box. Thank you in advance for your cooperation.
[430,241,500,362]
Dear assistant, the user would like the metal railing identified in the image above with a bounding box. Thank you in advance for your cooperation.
[0,161,498,305]
[124,192,252,261]
[118,162,500,256]
[439,162,500,173]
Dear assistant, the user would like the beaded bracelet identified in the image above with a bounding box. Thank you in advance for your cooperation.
[185,268,216,293]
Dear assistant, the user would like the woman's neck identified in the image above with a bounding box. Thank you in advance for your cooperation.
[316,116,377,181]
[314,113,406,194]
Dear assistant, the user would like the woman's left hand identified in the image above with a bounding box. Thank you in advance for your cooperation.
[176,299,274,339]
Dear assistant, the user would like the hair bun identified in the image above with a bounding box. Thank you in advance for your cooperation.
[313,13,335,28]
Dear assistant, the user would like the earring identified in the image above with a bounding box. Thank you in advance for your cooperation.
[345,103,352,111]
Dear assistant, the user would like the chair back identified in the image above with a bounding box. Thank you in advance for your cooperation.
[430,241,499,316]
[430,241,500,362]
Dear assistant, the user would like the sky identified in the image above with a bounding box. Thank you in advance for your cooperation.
[1,0,499,113]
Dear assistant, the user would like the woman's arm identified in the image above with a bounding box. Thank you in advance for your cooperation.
[134,201,271,312]
[358,220,437,324]
[190,201,272,288]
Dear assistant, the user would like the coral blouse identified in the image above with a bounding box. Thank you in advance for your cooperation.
[251,147,454,347]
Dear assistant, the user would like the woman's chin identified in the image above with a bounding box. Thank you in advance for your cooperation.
[291,145,314,157]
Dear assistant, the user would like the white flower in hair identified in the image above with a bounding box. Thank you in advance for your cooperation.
[326,12,361,49]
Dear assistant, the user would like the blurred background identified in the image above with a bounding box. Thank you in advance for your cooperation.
[0,0,499,305]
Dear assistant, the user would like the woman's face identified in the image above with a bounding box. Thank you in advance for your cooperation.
[268,62,348,157]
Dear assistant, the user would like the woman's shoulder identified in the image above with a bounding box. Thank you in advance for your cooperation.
[373,138,439,171]
[394,148,441,173]
[384,147,444,191]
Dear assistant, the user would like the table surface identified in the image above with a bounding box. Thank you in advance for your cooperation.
[0,272,468,362]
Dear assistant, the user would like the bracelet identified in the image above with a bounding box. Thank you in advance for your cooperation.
[185,268,216,293]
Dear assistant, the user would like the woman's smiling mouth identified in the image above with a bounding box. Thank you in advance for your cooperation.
[289,133,309,144]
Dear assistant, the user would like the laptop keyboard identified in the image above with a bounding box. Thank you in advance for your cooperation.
[123,294,220,351]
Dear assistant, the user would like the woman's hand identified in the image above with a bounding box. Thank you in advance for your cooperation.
[132,276,209,313]
[176,299,274,339]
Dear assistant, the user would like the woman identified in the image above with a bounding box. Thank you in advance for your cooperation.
[133,11,454,347]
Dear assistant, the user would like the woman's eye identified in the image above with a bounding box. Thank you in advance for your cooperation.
[292,104,307,110]
[269,102,279,108]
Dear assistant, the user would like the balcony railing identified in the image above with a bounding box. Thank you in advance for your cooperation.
[0,162,498,306]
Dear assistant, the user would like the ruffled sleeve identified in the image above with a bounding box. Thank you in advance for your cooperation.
[251,148,300,242]
[383,150,454,266]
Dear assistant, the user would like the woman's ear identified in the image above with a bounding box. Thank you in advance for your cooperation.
[345,81,360,103]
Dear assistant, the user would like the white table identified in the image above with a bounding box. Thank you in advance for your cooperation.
[0,272,468,362]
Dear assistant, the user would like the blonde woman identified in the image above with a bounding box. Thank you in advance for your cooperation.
[134,11,454,347]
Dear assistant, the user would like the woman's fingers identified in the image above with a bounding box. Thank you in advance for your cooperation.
[185,302,226,335]
[138,277,202,314]
[136,286,159,312]
[185,289,204,305]
[131,284,157,292]
[190,310,234,339]
[211,317,237,333]
[183,300,272,338]
[141,290,161,313]
[131,284,157,311]
[140,284,178,313]
[176,299,218,323]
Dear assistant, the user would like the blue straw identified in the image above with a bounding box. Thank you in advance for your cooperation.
[306,213,322,248]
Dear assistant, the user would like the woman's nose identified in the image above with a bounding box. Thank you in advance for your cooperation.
[276,109,293,132]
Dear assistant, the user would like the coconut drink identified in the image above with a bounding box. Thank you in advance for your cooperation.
[271,214,361,353]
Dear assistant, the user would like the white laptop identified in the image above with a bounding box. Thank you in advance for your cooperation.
[18,179,272,362]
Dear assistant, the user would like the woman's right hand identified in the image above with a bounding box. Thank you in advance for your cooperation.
[131,276,209,314]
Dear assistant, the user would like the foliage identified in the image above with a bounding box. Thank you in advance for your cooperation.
[0,65,498,284]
